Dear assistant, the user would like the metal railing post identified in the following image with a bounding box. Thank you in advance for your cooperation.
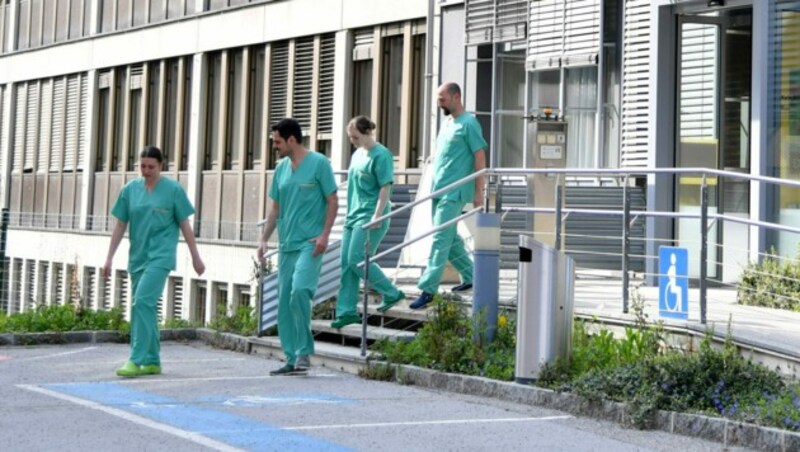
[554,177,564,252]
[361,232,371,357]
[622,176,630,314]
[700,179,708,325]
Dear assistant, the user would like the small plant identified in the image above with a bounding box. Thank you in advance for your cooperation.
[207,303,257,336]
[162,317,199,329]
[738,251,800,311]
[358,362,396,381]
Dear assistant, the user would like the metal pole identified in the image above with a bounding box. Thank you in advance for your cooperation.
[361,233,371,357]
[421,0,435,163]
[554,178,563,252]
[700,181,708,325]
[0,208,8,310]
[622,176,630,313]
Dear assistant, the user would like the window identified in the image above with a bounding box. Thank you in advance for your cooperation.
[247,47,265,170]
[225,49,244,170]
[147,62,162,159]
[204,53,222,170]
[379,35,404,157]
[565,67,598,168]
[193,280,207,324]
[96,82,111,171]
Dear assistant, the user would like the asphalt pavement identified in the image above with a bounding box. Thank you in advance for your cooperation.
[0,342,751,452]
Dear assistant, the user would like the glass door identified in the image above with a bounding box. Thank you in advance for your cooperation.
[675,7,753,281]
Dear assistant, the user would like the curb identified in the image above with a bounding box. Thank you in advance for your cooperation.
[0,328,197,346]
[367,362,800,452]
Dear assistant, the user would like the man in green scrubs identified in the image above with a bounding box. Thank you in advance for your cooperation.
[258,119,338,376]
[410,82,487,309]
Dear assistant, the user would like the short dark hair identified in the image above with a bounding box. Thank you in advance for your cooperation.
[140,146,163,163]
[271,118,303,143]
[443,82,461,97]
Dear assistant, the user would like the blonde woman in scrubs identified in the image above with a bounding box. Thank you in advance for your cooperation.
[331,116,405,329]
[103,146,205,378]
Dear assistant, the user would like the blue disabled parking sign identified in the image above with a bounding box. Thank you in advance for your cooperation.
[659,246,689,320]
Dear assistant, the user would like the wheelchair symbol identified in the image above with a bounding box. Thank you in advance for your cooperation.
[663,252,683,312]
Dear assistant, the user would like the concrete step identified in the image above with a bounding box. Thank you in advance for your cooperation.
[249,335,368,374]
[311,319,416,342]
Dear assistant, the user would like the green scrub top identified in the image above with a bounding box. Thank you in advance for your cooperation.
[269,151,338,252]
[344,143,394,228]
[431,113,488,203]
[111,177,195,273]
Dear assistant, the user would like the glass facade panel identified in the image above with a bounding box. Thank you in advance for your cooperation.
[772,1,800,255]
[379,35,403,158]
[564,66,598,168]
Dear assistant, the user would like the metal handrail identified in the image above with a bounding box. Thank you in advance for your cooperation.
[361,168,488,230]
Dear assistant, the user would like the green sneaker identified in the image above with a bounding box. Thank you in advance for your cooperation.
[139,364,161,375]
[116,361,143,378]
[331,314,361,329]
[378,290,405,313]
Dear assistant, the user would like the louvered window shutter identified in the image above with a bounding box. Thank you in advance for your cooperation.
[37,80,52,172]
[50,77,65,172]
[495,0,527,43]
[292,38,314,133]
[317,34,335,136]
[563,0,600,67]
[466,0,493,45]
[172,277,183,320]
[24,82,39,171]
[13,84,26,173]
[527,0,563,70]
[64,75,79,171]
[269,42,289,125]
[679,23,717,139]
[0,87,7,172]
[352,28,374,61]
[621,0,651,168]
[78,74,88,170]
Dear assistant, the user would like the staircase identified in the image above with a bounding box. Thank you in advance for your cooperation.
[258,185,417,335]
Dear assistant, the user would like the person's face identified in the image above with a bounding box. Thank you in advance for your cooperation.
[139,157,161,179]
[347,125,367,149]
[437,86,455,116]
[272,131,291,158]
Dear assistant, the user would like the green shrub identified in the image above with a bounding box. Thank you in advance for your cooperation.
[162,318,199,329]
[374,294,516,381]
[738,253,800,311]
[207,303,257,336]
[0,304,127,333]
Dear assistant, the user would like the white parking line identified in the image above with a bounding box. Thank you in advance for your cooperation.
[15,346,98,362]
[284,415,574,431]
[17,384,244,452]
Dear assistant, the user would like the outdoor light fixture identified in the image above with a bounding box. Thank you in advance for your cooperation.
[707,0,725,6]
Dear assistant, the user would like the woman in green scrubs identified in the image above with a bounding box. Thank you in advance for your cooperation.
[103,146,205,378]
[331,116,405,329]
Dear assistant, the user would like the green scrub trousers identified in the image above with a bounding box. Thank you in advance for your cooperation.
[129,267,170,366]
[417,198,473,294]
[336,220,401,318]
[278,243,323,366]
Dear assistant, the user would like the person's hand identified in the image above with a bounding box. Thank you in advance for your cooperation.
[102,259,113,279]
[368,214,383,229]
[257,241,268,264]
[310,234,329,256]
[193,256,206,276]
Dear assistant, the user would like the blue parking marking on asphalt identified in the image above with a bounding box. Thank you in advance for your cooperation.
[46,383,351,452]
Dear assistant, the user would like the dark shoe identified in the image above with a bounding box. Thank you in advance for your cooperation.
[377,290,405,312]
[331,314,361,329]
[452,282,473,292]
[409,292,434,310]
[270,363,307,376]
[295,355,311,371]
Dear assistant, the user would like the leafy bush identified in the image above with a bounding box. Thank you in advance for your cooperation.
[374,294,516,381]
[738,253,800,311]
[0,305,127,333]
[207,303,257,336]
[162,318,199,329]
